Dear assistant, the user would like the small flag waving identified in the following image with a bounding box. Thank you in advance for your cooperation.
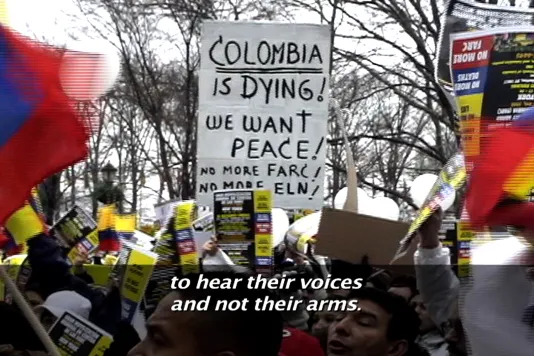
[115,214,136,241]
[0,200,47,255]
[97,205,120,252]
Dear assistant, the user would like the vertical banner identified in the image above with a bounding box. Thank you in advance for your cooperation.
[439,219,458,276]
[457,220,476,278]
[196,21,331,209]
[253,190,273,276]
[451,32,493,172]
[48,311,113,356]
[146,221,178,317]
[174,200,200,274]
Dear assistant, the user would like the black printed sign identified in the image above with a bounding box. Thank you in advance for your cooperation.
[437,0,534,90]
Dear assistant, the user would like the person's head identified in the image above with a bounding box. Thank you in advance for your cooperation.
[34,291,92,331]
[327,288,420,356]
[387,276,417,302]
[311,296,345,351]
[409,295,435,334]
[366,272,391,291]
[128,271,284,356]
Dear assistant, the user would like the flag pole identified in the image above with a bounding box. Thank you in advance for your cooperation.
[0,264,61,356]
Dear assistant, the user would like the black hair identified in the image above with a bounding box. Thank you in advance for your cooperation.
[366,271,391,291]
[389,275,418,299]
[330,259,373,281]
[173,271,283,356]
[347,288,420,349]
[0,302,45,351]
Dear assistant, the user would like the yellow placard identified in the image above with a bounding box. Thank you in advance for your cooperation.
[88,335,113,356]
[457,221,476,242]
[457,93,484,157]
[253,190,271,213]
[175,201,195,231]
[122,249,157,303]
[255,234,273,258]
[180,252,199,274]
[82,265,113,287]
[458,259,471,278]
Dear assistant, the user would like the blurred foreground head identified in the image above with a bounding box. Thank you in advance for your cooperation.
[128,271,284,356]
[327,288,422,356]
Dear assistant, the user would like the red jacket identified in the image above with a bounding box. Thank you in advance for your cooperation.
[280,328,325,356]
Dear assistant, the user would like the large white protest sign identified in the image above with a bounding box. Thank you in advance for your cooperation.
[196,21,331,209]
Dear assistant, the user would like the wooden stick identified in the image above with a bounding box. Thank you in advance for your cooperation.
[0,264,60,356]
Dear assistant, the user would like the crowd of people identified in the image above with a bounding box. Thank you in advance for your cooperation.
[0,205,474,356]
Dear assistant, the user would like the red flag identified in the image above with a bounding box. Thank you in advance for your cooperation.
[466,108,534,230]
[0,25,102,224]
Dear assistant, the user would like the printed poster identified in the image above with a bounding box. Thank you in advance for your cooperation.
[111,240,157,323]
[451,27,534,183]
[437,0,534,93]
[50,206,99,264]
[0,254,31,303]
[214,190,255,265]
[48,311,112,356]
[214,189,273,274]
[196,21,331,209]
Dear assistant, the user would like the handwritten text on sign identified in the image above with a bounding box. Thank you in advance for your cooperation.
[196,21,331,209]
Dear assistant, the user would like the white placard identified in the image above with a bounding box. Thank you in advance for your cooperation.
[196,21,331,209]
[153,200,180,225]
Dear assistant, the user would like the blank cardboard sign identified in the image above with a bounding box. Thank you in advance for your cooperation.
[316,208,416,268]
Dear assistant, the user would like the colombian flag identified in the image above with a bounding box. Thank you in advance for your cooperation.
[115,214,136,240]
[466,107,534,230]
[0,200,46,254]
[0,24,107,225]
[0,227,22,256]
[97,204,120,252]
